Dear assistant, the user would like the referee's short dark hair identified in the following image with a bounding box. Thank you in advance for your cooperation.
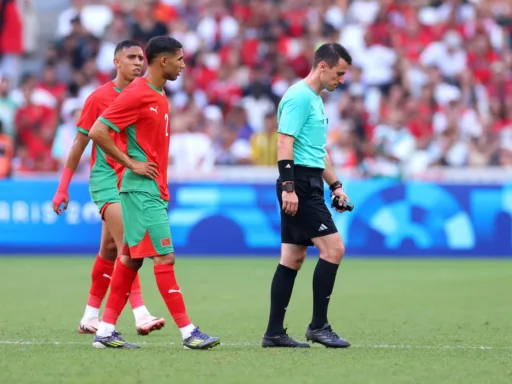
[313,43,352,68]
[145,36,183,65]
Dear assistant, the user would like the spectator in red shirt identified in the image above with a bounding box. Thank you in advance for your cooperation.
[393,14,433,63]
[0,0,23,86]
[15,77,57,171]
[467,33,501,84]
[37,64,68,104]
[0,120,13,178]
[486,61,512,105]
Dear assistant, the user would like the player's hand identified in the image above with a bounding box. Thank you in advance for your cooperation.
[130,160,159,180]
[332,188,349,213]
[282,190,299,216]
[52,190,69,215]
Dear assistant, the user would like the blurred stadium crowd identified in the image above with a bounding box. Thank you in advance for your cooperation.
[0,0,511,179]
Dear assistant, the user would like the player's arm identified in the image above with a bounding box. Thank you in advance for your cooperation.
[323,153,350,212]
[277,94,309,216]
[52,97,95,214]
[88,92,158,179]
[88,120,136,169]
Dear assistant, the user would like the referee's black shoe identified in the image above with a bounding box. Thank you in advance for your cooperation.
[305,323,350,348]
[262,329,310,348]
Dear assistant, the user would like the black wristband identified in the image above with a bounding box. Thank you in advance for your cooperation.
[329,180,342,192]
[278,160,294,182]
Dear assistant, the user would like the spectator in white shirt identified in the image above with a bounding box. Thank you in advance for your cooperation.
[372,109,416,178]
[420,30,467,81]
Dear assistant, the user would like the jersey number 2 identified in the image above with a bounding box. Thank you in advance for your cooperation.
[164,113,169,137]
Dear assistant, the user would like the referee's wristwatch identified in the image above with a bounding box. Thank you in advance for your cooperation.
[329,180,342,192]
[282,181,295,192]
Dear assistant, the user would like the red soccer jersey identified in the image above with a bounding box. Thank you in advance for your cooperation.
[99,77,171,201]
[76,81,127,190]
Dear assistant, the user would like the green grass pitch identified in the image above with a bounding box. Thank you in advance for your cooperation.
[0,257,511,384]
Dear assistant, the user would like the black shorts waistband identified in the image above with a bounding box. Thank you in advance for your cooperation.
[294,165,324,179]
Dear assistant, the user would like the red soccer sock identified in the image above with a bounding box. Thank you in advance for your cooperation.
[87,254,115,309]
[128,273,145,310]
[116,256,145,310]
[102,262,138,325]
[154,264,191,328]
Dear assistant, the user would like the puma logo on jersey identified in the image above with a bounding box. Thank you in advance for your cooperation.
[150,106,159,114]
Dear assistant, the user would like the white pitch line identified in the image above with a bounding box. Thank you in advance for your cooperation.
[351,344,511,350]
[0,341,511,350]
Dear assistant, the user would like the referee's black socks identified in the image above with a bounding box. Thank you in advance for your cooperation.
[265,264,298,336]
[311,258,339,330]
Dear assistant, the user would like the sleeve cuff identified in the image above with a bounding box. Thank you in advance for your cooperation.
[277,130,298,138]
[98,117,121,133]
[76,127,89,135]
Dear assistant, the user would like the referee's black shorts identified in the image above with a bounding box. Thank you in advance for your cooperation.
[277,166,338,246]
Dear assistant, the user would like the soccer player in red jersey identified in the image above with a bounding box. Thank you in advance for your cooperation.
[88,36,220,350]
[51,40,165,336]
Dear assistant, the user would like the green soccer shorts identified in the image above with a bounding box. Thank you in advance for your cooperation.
[89,187,121,219]
[120,191,174,258]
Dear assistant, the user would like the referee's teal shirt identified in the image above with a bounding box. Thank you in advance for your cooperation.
[277,80,328,169]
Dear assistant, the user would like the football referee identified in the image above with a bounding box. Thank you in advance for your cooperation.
[262,43,352,348]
